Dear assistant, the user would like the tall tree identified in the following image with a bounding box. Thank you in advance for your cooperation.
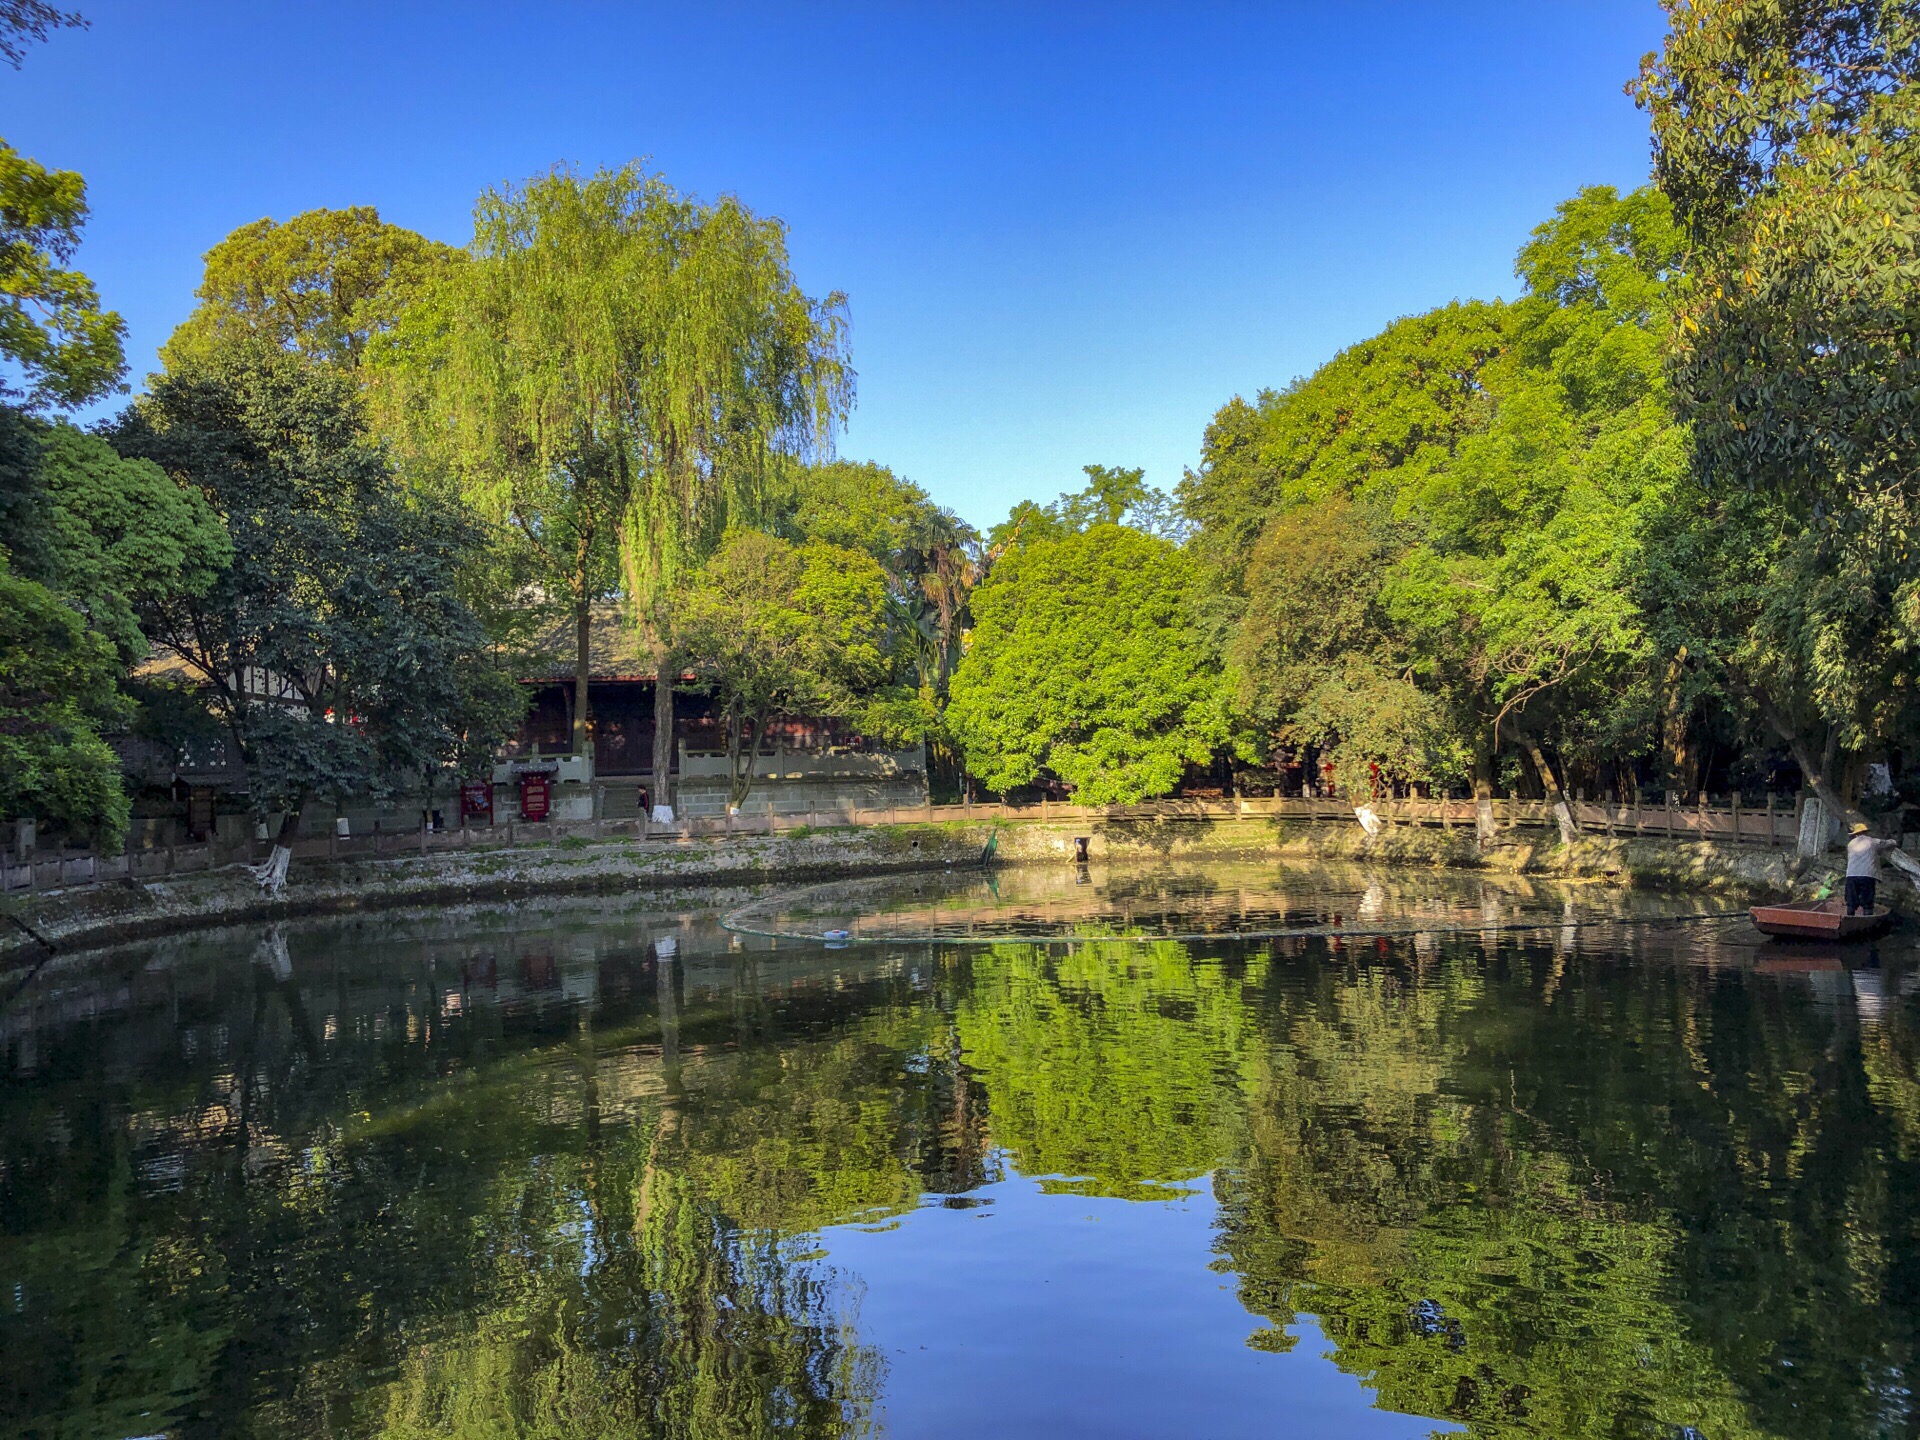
[773,458,979,694]
[1636,0,1920,826]
[374,163,852,802]
[947,523,1231,803]
[0,566,128,843]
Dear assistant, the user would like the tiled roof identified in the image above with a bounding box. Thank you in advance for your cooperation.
[519,603,660,682]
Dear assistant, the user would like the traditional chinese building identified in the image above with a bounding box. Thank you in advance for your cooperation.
[509,606,927,819]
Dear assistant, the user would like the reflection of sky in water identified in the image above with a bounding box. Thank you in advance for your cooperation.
[824,1172,1451,1440]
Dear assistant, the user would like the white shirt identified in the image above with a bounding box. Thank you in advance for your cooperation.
[1846,834,1893,879]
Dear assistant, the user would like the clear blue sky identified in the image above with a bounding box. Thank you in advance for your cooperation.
[8,2,1667,529]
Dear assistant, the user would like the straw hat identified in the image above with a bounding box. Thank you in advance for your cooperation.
[1852,822,1871,835]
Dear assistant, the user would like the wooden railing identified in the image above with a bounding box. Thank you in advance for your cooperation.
[0,791,1865,896]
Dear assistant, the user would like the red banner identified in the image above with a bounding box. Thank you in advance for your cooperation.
[460,782,493,821]
[518,773,552,821]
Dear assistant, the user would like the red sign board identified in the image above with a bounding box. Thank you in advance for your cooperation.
[518,772,552,821]
[460,782,493,821]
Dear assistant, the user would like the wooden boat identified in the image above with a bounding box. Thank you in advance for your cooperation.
[1749,900,1897,941]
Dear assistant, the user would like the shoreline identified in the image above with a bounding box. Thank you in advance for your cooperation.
[0,816,1821,970]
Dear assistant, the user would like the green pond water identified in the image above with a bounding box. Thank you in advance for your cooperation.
[2,860,1917,1439]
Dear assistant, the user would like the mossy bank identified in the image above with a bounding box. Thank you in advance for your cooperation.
[0,814,1838,966]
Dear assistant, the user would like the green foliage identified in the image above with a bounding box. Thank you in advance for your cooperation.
[773,458,979,695]
[1196,186,1688,801]
[0,405,225,839]
[162,205,461,370]
[30,421,229,663]
[773,458,965,573]
[0,140,125,409]
[1632,0,1920,812]
[117,342,524,813]
[677,531,891,804]
[948,523,1230,802]
[1178,302,1509,586]
[0,564,129,842]
[989,462,1184,556]
[376,160,853,614]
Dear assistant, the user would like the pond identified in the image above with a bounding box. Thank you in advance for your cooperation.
[2,860,1916,1439]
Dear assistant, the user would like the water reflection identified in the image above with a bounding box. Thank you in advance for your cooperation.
[2,870,1917,1438]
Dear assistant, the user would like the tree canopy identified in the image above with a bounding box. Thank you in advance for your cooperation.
[0,141,124,409]
[675,530,891,806]
[948,522,1230,802]
[116,343,523,817]
[373,162,854,786]
[162,205,460,370]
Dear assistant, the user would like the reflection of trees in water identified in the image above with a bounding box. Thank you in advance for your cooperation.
[950,931,1920,1439]
[953,940,1261,1197]
[11,912,1920,1438]
[372,1163,880,1439]
[3,940,925,1438]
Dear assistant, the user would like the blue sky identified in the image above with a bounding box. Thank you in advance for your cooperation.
[8,2,1666,529]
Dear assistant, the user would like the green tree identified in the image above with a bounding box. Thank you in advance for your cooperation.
[675,530,889,807]
[29,422,229,663]
[0,411,225,844]
[0,566,128,842]
[774,458,978,694]
[0,141,124,409]
[1196,188,1686,832]
[1635,0,1920,825]
[115,342,524,827]
[948,523,1230,802]
[374,162,852,803]
[988,463,1183,557]
[162,205,461,371]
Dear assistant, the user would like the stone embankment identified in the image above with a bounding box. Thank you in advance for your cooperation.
[0,812,1831,966]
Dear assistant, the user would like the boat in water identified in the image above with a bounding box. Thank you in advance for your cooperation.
[1749,900,1897,941]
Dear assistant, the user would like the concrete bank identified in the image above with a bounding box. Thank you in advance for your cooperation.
[0,813,1825,966]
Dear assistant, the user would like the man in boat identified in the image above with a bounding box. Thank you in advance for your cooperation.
[1845,822,1900,916]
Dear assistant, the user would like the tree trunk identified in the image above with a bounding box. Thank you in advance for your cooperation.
[1662,649,1697,802]
[1519,732,1579,844]
[1755,704,1866,835]
[651,647,675,814]
[729,718,760,810]
[572,589,591,759]
[1472,747,1497,842]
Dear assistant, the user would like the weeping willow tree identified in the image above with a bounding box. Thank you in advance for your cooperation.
[372,162,852,790]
